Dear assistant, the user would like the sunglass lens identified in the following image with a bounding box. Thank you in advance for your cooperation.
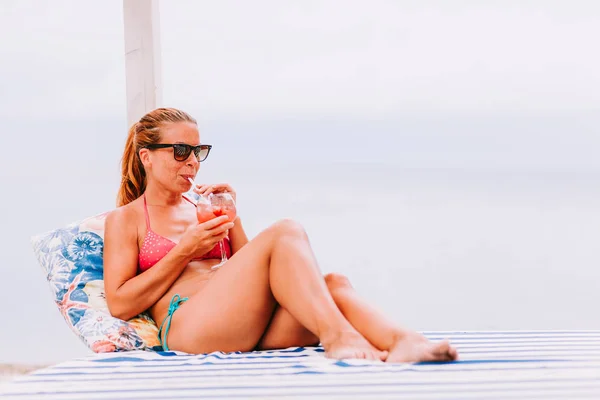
[196,146,210,162]
[173,144,192,161]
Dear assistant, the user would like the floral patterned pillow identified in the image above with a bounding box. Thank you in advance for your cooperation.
[31,212,162,353]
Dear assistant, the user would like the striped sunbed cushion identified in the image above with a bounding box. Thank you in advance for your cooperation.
[3,331,600,399]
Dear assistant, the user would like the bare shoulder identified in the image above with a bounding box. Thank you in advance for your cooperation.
[105,199,142,238]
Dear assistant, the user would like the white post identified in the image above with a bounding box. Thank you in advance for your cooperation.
[123,0,163,127]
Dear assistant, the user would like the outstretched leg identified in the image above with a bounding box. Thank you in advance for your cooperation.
[165,219,387,361]
[325,273,458,362]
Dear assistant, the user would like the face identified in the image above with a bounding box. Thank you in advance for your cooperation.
[139,122,201,192]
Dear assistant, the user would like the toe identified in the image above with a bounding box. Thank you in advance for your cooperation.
[449,346,458,360]
[432,340,451,356]
[379,350,389,361]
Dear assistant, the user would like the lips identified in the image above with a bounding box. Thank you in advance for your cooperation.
[181,174,195,183]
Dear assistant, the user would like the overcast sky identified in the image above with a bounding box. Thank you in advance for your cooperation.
[0,1,599,171]
[1,0,598,120]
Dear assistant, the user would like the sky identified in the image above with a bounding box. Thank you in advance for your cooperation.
[160,0,600,119]
[0,1,598,119]
[0,1,599,171]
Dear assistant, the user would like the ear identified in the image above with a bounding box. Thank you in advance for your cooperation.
[138,148,151,168]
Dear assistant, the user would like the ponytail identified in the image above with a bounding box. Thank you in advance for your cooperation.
[117,123,146,206]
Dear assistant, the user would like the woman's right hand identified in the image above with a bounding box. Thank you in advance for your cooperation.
[178,215,234,259]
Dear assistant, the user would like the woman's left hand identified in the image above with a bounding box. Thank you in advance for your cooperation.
[194,183,237,204]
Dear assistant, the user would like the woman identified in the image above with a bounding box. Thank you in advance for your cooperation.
[104,107,458,362]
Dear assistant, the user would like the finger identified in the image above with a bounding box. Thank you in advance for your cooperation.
[211,183,229,189]
[202,185,217,196]
[212,222,234,235]
[193,184,209,195]
[201,189,214,198]
[200,215,230,229]
[211,183,234,193]
[198,184,213,195]
[214,231,229,241]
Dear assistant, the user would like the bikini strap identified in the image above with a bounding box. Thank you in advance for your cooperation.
[144,194,195,230]
[182,195,196,206]
[158,294,188,351]
[142,194,151,229]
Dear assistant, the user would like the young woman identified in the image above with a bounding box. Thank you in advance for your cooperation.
[104,107,458,362]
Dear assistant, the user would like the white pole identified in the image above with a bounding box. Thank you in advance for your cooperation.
[123,0,163,127]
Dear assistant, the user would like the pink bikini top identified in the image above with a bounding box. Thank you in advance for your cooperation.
[138,194,232,272]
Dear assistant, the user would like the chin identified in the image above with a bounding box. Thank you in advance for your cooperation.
[180,180,193,192]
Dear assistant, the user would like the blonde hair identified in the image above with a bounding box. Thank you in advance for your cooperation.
[117,108,197,206]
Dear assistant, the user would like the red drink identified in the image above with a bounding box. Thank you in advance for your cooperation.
[212,206,237,222]
[196,203,218,223]
[197,204,236,224]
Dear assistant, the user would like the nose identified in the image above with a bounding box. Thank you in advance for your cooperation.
[185,151,199,168]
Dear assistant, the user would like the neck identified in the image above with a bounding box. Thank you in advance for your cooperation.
[143,181,183,206]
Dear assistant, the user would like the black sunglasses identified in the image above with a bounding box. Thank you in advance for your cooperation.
[144,143,212,162]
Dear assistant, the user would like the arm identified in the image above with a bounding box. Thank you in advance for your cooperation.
[103,207,192,320]
[228,216,248,255]
[103,207,233,321]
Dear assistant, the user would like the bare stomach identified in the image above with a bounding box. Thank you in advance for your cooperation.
[149,259,220,325]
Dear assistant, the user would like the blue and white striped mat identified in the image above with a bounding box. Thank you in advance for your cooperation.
[3,331,600,399]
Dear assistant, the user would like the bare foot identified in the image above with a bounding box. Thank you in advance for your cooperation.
[386,332,458,363]
[322,331,388,361]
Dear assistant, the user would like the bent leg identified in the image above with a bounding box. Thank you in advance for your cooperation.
[166,219,386,360]
[257,305,319,350]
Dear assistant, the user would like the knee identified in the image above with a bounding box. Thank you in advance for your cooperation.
[324,273,352,292]
[270,218,308,240]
